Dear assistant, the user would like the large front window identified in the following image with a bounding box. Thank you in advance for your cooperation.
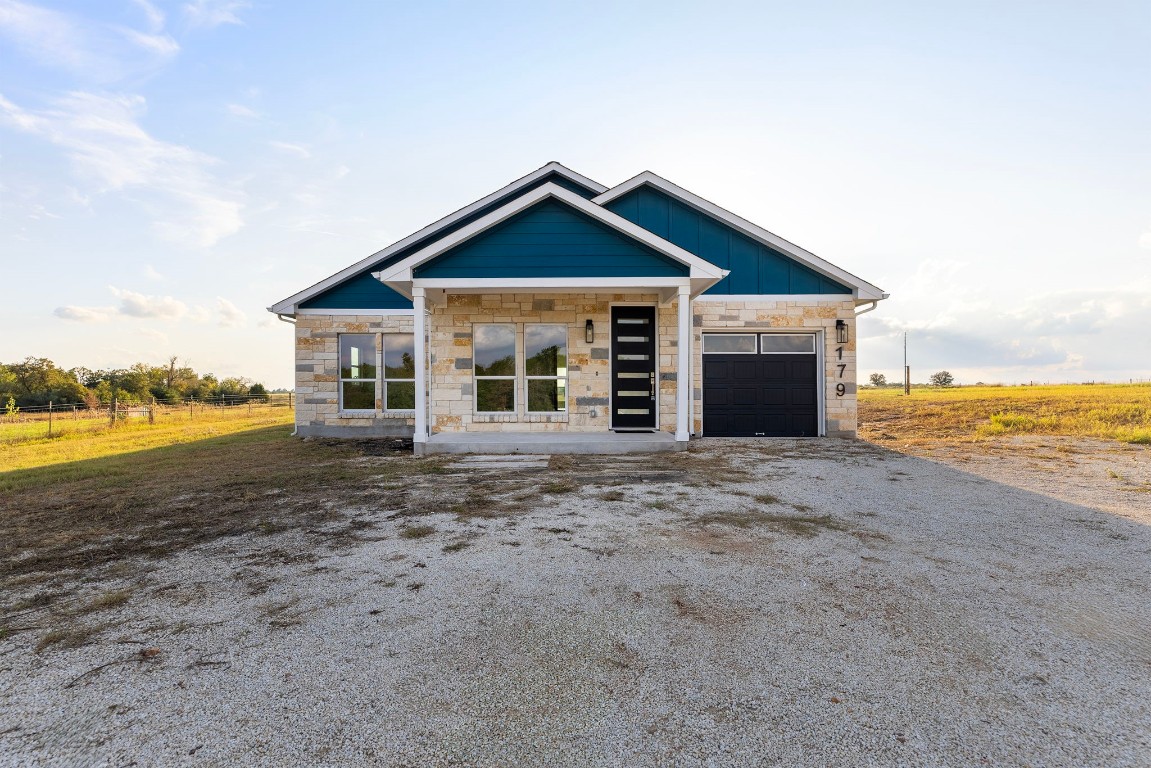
[339,334,376,411]
[474,324,516,412]
[525,324,567,413]
[383,333,416,410]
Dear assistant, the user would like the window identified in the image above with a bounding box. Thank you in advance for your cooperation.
[525,324,567,412]
[474,324,516,412]
[759,334,815,353]
[339,334,376,411]
[702,333,757,354]
[383,333,415,410]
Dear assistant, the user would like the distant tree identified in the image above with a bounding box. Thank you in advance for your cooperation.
[868,373,887,387]
[929,370,955,387]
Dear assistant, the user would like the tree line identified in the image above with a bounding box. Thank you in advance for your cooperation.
[0,356,272,408]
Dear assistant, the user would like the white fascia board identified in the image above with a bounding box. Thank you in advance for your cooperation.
[267,162,606,315]
[693,294,857,303]
[294,308,414,316]
[377,183,727,287]
[593,171,887,302]
[415,277,690,290]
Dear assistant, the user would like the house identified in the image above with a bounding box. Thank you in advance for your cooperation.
[269,163,887,454]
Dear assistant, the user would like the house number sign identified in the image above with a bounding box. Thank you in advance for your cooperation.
[835,346,846,397]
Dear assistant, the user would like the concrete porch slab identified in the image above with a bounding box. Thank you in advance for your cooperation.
[416,431,686,455]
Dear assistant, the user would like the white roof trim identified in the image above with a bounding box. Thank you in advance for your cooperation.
[376,183,727,297]
[593,171,887,302]
[267,162,607,315]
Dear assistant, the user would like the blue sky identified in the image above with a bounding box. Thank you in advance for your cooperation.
[2,0,1149,388]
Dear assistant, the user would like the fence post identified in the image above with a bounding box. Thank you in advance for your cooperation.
[289,391,293,408]
[190,399,194,421]
[48,400,53,438]
[149,397,155,425]
[110,394,117,425]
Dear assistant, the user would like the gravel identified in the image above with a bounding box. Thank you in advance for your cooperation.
[1,437,1148,767]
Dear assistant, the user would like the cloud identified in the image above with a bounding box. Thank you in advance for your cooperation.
[0,0,178,82]
[216,297,246,327]
[269,140,311,159]
[129,0,165,32]
[1140,229,1151,250]
[859,287,1151,383]
[183,0,249,28]
[54,305,114,322]
[54,286,216,325]
[227,103,259,119]
[0,91,244,247]
[110,287,188,320]
[144,264,165,281]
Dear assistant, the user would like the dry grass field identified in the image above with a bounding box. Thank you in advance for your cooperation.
[860,383,1151,445]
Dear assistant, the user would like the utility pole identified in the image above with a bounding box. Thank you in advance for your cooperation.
[903,331,910,395]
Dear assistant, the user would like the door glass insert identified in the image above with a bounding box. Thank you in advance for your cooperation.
[759,334,816,353]
[702,334,757,354]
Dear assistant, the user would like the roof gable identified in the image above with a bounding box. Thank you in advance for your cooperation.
[415,198,689,279]
[594,172,886,301]
[270,163,606,314]
[376,183,725,296]
[603,184,850,295]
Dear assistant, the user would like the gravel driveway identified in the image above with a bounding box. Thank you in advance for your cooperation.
[2,438,1149,767]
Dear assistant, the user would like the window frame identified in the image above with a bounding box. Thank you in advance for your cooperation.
[338,333,378,413]
[701,333,758,355]
[381,332,416,412]
[473,323,518,414]
[758,333,816,354]
[523,323,568,414]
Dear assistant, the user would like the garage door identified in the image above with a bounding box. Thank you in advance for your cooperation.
[702,333,819,437]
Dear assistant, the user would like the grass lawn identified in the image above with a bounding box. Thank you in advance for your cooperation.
[859,383,1151,444]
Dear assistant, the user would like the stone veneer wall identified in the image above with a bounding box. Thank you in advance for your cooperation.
[428,293,681,434]
[293,298,859,439]
[294,314,416,438]
[692,299,858,437]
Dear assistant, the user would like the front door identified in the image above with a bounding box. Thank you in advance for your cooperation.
[610,305,657,430]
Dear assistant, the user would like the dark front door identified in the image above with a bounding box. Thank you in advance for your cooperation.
[611,305,657,430]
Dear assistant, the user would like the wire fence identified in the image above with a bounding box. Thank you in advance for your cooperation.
[0,393,295,442]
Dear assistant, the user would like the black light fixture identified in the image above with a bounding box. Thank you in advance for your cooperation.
[585,319,595,344]
[836,319,848,344]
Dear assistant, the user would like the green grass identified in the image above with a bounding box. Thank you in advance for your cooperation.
[860,383,1151,444]
[0,410,295,488]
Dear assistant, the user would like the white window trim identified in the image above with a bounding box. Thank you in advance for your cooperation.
[524,323,568,414]
[473,323,518,415]
[701,332,758,355]
[382,333,416,413]
[338,333,378,413]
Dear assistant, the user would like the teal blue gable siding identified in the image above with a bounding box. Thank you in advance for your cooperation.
[299,272,413,310]
[298,172,600,309]
[415,199,688,279]
[605,185,851,295]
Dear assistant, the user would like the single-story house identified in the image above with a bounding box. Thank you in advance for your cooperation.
[269,162,887,454]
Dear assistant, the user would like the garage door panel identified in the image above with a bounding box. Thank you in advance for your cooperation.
[704,349,819,437]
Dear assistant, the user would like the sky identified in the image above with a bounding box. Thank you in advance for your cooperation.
[2,0,1149,389]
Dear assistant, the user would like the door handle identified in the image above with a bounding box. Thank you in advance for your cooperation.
[650,371,656,400]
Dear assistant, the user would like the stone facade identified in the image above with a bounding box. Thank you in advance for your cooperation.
[426,292,680,434]
[692,298,857,437]
[293,296,859,439]
[294,313,416,438]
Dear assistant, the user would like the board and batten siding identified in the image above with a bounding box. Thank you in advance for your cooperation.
[604,185,851,296]
[298,171,603,309]
[414,199,689,279]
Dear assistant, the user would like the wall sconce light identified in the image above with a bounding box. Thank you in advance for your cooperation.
[836,319,848,344]
[585,319,595,344]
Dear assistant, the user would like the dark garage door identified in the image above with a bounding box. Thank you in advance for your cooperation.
[703,334,818,437]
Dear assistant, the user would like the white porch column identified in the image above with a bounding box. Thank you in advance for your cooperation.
[676,284,691,442]
[412,287,428,445]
